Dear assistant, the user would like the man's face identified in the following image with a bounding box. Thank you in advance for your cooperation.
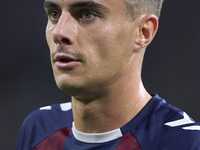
[45,0,139,100]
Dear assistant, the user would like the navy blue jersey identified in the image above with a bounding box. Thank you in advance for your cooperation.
[16,94,200,150]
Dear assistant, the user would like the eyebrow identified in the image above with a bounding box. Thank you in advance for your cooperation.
[44,1,60,9]
[69,1,109,12]
[44,0,109,13]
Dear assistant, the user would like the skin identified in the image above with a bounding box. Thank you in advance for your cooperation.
[45,0,158,133]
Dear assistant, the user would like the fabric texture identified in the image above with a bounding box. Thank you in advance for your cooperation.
[16,94,200,150]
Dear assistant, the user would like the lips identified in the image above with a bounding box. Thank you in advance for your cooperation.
[56,55,76,62]
[54,54,81,69]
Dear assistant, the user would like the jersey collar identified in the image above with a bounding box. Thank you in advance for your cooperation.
[72,122,123,143]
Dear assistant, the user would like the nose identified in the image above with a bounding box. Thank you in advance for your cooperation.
[52,12,77,46]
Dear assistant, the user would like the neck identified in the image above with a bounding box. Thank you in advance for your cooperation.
[72,74,151,133]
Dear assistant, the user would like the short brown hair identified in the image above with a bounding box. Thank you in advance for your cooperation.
[124,0,165,20]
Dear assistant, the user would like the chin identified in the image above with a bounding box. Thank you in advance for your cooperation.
[56,80,81,95]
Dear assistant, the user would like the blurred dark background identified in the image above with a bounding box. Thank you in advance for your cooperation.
[1,0,200,149]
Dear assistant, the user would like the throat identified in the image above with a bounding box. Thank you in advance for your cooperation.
[72,97,129,133]
[71,83,151,134]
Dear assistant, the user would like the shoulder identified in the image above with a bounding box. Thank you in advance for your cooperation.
[145,94,197,127]
[16,102,73,150]
[23,102,73,131]
[162,112,200,149]
[134,95,200,149]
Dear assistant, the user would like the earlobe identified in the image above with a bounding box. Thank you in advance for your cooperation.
[135,14,158,49]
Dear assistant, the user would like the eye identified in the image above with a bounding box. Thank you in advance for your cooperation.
[82,11,95,20]
[48,10,61,21]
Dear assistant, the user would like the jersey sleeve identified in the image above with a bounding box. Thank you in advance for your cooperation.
[15,109,42,150]
[15,103,73,150]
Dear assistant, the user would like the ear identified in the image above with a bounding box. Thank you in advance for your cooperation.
[134,14,158,50]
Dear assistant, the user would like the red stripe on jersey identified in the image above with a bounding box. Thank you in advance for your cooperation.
[31,126,72,150]
[115,132,142,150]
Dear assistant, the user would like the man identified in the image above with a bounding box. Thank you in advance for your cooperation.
[16,0,200,149]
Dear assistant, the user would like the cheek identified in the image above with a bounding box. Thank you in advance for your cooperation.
[46,31,51,46]
[89,23,132,62]
[45,23,55,48]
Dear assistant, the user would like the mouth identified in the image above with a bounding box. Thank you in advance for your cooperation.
[58,57,75,63]
[54,54,81,69]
